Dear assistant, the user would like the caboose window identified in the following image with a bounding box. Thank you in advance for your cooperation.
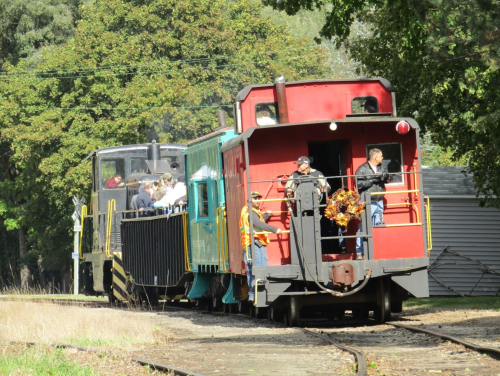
[352,96,379,114]
[366,143,404,184]
[255,102,279,126]
[197,182,209,218]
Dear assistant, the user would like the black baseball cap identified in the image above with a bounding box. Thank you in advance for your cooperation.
[296,156,310,165]
[250,191,262,198]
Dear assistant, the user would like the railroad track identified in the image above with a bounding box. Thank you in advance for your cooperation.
[300,317,500,376]
[7,297,500,375]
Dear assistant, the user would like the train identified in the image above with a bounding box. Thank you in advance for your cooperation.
[79,77,430,325]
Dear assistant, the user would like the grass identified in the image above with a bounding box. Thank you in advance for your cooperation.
[0,299,164,375]
[0,300,157,345]
[1,286,104,301]
[405,296,500,310]
[0,345,99,376]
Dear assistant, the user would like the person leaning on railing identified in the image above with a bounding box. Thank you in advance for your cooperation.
[355,148,392,260]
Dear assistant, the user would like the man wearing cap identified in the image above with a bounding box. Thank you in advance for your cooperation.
[240,191,282,302]
[284,156,330,199]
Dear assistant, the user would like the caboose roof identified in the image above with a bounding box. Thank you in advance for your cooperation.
[235,78,395,102]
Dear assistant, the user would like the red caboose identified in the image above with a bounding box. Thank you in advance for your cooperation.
[222,78,429,324]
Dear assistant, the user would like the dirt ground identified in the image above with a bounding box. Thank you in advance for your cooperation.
[2,305,500,375]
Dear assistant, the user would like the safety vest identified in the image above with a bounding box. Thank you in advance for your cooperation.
[239,206,270,249]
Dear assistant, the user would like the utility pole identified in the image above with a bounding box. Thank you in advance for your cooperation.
[72,197,85,295]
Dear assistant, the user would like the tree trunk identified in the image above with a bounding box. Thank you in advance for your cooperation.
[19,227,31,290]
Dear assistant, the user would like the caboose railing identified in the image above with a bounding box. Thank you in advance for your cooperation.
[246,169,424,262]
[370,190,422,227]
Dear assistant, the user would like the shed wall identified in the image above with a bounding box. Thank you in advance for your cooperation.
[428,198,500,296]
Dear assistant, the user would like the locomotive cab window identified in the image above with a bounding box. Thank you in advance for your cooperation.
[256,102,279,126]
[161,154,180,172]
[101,158,126,189]
[130,157,148,173]
[366,143,404,184]
[352,96,378,114]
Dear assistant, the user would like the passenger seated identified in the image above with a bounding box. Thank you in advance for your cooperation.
[137,183,155,216]
[130,194,139,218]
[155,173,175,201]
[104,173,125,189]
[154,176,186,213]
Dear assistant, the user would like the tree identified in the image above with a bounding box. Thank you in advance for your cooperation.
[0,0,84,289]
[0,0,83,67]
[264,0,500,207]
[0,0,326,288]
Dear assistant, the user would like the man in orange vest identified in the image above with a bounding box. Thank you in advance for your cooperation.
[240,191,282,302]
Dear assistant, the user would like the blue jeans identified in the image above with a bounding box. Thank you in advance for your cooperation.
[356,200,384,254]
[243,243,268,300]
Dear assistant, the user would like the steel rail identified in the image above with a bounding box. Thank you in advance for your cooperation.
[54,343,205,376]
[302,329,367,376]
[8,339,204,376]
[389,322,500,357]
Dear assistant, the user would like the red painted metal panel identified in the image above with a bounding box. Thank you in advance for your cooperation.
[225,77,425,271]
[240,81,393,132]
[372,226,425,259]
[223,146,246,275]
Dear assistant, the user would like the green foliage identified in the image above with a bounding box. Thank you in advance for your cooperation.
[421,133,469,166]
[0,0,326,282]
[265,0,500,207]
[0,346,99,376]
[0,0,82,67]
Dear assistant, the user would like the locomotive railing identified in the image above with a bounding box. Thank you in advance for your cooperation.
[182,211,191,271]
[79,205,88,259]
[105,199,116,258]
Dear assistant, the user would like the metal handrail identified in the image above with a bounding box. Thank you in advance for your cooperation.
[247,170,421,184]
[425,196,433,255]
[182,211,191,271]
[216,206,229,273]
[413,166,418,197]
[79,205,88,259]
[254,230,290,234]
[385,202,420,223]
[371,190,419,195]
[105,200,116,258]
[252,198,296,203]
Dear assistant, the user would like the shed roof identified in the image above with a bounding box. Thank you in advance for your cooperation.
[422,166,476,196]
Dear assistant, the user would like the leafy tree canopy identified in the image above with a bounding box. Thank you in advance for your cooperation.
[264,0,500,207]
[0,0,83,67]
[0,0,326,275]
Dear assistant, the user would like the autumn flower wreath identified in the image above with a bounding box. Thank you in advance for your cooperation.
[324,188,365,231]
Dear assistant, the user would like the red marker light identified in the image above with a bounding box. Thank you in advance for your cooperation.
[396,121,410,134]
